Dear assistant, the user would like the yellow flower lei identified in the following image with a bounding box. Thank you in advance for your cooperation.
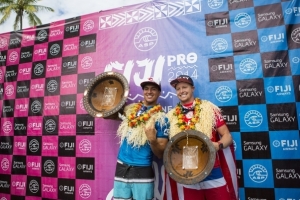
[173,98,202,130]
[127,102,163,128]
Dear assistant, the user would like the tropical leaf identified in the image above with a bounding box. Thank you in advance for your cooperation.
[0,0,54,30]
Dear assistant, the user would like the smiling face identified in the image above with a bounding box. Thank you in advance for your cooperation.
[142,84,161,106]
[175,82,195,104]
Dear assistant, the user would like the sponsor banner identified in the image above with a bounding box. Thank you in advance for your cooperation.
[0,0,299,199]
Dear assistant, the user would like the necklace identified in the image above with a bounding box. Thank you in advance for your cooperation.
[173,98,202,130]
[127,102,163,128]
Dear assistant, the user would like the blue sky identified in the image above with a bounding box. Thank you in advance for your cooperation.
[0,0,149,34]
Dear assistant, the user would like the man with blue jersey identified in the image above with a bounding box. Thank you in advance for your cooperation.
[113,77,169,200]
[165,75,238,200]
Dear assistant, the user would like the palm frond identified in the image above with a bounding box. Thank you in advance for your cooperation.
[27,12,41,26]
[25,4,54,12]
[0,0,54,31]
[0,5,13,24]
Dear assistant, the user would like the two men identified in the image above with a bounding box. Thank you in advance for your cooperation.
[112,75,237,200]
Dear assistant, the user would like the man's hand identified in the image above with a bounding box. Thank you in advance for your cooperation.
[144,118,157,143]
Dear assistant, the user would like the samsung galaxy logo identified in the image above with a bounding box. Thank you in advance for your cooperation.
[10,38,21,45]
[61,81,76,89]
[257,12,282,22]
[269,113,295,123]
[234,38,256,48]
[21,51,32,58]
[47,64,60,72]
[50,29,63,37]
[64,44,78,51]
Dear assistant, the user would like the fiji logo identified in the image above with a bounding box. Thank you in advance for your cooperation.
[215,86,232,102]
[285,6,300,16]
[273,140,298,148]
[207,18,228,27]
[208,0,223,9]
[248,164,268,183]
[234,13,251,28]
[66,25,79,33]
[59,185,74,193]
[211,38,228,53]
[244,110,263,127]
[267,85,291,95]
[292,56,300,64]
[261,33,284,43]
[134,27,158,52]
[239,58,257,74]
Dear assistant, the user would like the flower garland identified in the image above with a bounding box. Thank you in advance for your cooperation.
[117,103,167,147]
[173,98,202,130]
[127,102,163,128]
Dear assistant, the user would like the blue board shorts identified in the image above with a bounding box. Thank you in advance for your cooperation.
[113,161,154,200]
